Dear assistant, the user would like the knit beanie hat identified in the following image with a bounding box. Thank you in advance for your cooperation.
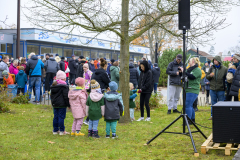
[61,56,65,60]
[109,81,118,91]
[91,79,100,89]
[110,59,115,64]
[80,55,84,59]
[2,70,8,75]
[83,63,89,69]
[75,77,85,87]
[56,70,66,80]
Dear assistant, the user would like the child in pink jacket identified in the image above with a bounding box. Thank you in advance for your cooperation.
[68,77,88,136]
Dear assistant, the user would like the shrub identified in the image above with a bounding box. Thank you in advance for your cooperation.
[0,101,10,113]
[12,93,29,104]
[135,93,163,110]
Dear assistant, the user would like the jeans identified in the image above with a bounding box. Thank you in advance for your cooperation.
[106,121,117,135]
[185,93,198,120]
[129,108,135,119]
[53,108,67,132]
[88,119,99,131]
[153,83,158,93]
[66,77,69,85]
[28,77,41,102]
[210,90,225,117]
[140,93,151,117]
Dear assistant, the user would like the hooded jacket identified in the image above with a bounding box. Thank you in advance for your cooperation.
[44,58,60,74]
[104,91,123,120]
[129,63,139,86]
[9,63,19,75]
[110,64,120,87]
[152,64,161,83]
[68,59,77,74]
[50,83,70,108]
[0,61,9,79]
[206,56,227,91]
[138,60,153,93]
[59,60,65,72]
[86,89,105,120]
[15,70,28,88]
[3,73,14,87]
[26,55,44,77]
[166,59,183,86]
[91,68,110,90]
[68,89,88,119]
[94,60,99,69]
[229,63,240,96]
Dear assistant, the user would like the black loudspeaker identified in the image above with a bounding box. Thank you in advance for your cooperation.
[178,0,190,30]
[212,102,240,143]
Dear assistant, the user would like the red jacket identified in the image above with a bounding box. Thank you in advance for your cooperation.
[64,61,69,77]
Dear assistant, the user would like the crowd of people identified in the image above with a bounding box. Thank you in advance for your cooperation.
[0,53,161,138]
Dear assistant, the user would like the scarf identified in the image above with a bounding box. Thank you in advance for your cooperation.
[76,86,83,90]
[215,64,220,69]
[56,79,67,85]
[187,63,198,73]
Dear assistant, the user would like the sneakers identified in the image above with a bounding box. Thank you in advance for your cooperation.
[53,132,58,135]
[112,133,118,139]
[105,135,110,138]
[59,131,66,136]
[167,110,171,114]
[75,132,85,136]
[208,117,212,120]
[173,109,181,113]
[71,132,75,136]
[145,117,151,121]
[36,101,40,105]
[83,120,89,125]
[136,117,144,121]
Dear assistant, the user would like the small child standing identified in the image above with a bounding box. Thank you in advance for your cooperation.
[15,66,28,95]
[83,63,92,91]
[50,70,70,135]
[86,80,105,138]
[104,81,123,139]
[68,77,88,136]
[129,83,138,121]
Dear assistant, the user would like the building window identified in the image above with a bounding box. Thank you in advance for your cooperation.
[0,44,6,52]
[106,52,111,59]
[27,45,39,55]
[64,49,72,57]
[53,48,63,56]
[7,44,12,54]
[83,50,90,58]
[134,56,137,62]
[99,52,105,59]
[91,50,98,59]
[112,53,118,60]
[74,50,82,57]
[41,47,51,55]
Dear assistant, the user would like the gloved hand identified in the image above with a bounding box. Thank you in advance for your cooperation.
[137,89,142,93]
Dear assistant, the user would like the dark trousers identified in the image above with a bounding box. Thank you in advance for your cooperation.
[193,97,198,109]
[17,88,25,95]
[45,73,56,92]
[53,108,67,132]
[225,86,238,101]
[69,73,76,85]
[140,93,151,117]
[206,90,210,98]
[0,79,3,84]
[153,83,158,93]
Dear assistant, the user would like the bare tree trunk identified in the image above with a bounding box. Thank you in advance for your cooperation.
[119,0,131,123]
[148,29,155,63]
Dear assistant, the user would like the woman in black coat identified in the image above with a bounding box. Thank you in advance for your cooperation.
[91,58,110,92]
[68,58,77,85]
[137,60,153,122]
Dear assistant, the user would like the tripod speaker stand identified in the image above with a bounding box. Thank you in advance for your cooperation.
[146,28,207,156]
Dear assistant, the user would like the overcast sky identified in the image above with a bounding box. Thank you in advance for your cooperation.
[0,0,240,55]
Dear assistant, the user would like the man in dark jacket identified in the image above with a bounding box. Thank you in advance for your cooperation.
[152,63,161,93]
[129,59,139,89]
[206,55,227,120]
[60,57,66,72]
[68,58,77,85]
[76,56,87,78]
[26,53,44,104]
[44,57,60,92]
[166,54,183,114]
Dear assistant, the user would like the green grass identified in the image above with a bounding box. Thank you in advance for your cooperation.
[0,104,235,160]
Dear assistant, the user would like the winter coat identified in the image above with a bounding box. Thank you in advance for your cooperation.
[76,60,87,78]
[15,70,28,88]
[206,56,227,91]
[129,63,139,86]
[204,77,210,90]
[0,61,9,79]
[91,68,110,90]
[59,60,65,72]
[129,90,137,108]
[86,89,105,120]
[68,59,77,75]
[26,55,44,77]
[64,61,69,77]
[94,60,98,69]
[20,63,27,73]
[89,63,95,73]
[68,89,88,119]
[110,65,120,87]
[84,70,92,90]
[9,64,19,75]
[44,58,60,74]
[152,66,161,84]
[104,91,123,120]
[107,63,112,76]
[185,64,202,95]
[166,59,183,86]
[3,73,14,87]
[229,65,240,96]
[138,61,153,93]
[50,82,70,108]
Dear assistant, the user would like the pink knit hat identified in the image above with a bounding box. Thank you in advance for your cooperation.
[75,77,85,86]
[83,63,89,69]
[56,70,66,80]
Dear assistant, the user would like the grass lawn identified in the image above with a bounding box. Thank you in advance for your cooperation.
[0,104,235,160]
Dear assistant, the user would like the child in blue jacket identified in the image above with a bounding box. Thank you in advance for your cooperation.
[15,66,28,95]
